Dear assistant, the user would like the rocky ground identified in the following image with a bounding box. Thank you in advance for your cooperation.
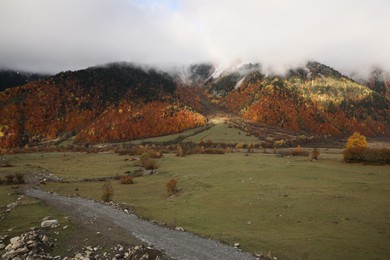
[23,189,259,260]
[1,228,165,259]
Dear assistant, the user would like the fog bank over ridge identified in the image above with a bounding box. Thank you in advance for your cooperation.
[0,0,389,76]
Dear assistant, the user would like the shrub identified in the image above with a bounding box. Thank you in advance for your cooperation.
[366,147,390,164]
[311,148,320,160]
[202,148,226,154]
[291,145,309,157]
[344,147,366,163]
[176,142,200,157]
[235,143,245,149]
[102,183,114,202]
[346,132,367,149]
[176,144,184,157]
[15,173,25,184]
[146,149,162,158]
[344,132,371,163]
[120,175,134,184]
[166,179,178,196]
[5,173,15,185]
[141,156,159,170]
[344,147,390,164]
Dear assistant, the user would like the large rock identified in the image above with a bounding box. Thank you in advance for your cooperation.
[40,219,59,228]
[9,236,20,244]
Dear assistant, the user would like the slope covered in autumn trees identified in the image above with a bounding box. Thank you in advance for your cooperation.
[209,62,390,137]
[1,61,389,149]
[0,63,206,148]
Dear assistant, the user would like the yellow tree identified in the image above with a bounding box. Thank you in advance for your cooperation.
[346,132,367,149]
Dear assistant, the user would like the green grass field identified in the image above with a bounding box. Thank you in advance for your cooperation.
[185,117,260,144]
[2,150,389,260]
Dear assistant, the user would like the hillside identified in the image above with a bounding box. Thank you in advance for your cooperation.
[206,62,390,137]
[0,63,206,148]
[1,61,389,149]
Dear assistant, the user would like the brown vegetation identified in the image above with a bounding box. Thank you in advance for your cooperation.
[120,175,134,184]
[102,183,114,202]
[166,179,178,196]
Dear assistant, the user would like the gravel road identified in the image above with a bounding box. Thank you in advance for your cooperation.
[26,189,256,260]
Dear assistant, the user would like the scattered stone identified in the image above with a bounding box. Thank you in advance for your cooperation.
[175,227,184,231]
[2,230,54,260]
[10,236,20,244]
[41,219,59,228]
[41,235,49,242]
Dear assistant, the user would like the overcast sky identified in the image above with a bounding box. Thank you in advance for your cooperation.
[0,0,389,75]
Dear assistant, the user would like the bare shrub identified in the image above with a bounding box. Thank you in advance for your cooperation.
[311,148,320,160]
[140,156,159,170]
[343,147,365,163]
[15,173,25,184]
[344,147,390,164]
[102,183,114,202]
[176,143,200,157]
[166,179,178,196]
[5,173,15,185]
[362,147,390,164]
[201,148,225,154]
[291,145,309,157]
[120,175,134,184]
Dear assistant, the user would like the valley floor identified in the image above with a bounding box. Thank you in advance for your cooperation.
[1,149,389,260]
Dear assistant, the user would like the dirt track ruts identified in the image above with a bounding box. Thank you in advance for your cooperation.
[25,189,256,260]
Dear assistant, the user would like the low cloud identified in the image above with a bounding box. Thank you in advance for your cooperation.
[0,0,389,75]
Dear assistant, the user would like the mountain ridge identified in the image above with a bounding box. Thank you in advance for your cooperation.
[0,61,389,149]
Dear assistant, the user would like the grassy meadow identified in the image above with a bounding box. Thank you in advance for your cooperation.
[184,117,260,144]
[1,149,389,260]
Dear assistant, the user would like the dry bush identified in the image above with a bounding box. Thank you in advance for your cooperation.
[291,145,309,157]
[120,175,134,184]
[343,147,365,163]
[166,179,178,196]
[276,149,291,157]
[176,143,200,157]
[235,143,245,149]
[102,183,114,202]
[362,148,390,164]
[114,147,135,156]
[15,173,24,184]
[5,173,15,185]
[206,140,213,147]
[146,148,162,158]
[140,156,159,170]
[344,147,390,164]
[176,144,184,157]
[311,148,320,160]
[201,148,226,154]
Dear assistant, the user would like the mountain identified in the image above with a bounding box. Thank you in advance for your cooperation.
[0,70,50,91]
[203,61,390,137]
[1,61,389,149]
[0,63,206,148]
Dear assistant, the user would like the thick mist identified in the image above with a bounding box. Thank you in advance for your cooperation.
[0,0,389,76]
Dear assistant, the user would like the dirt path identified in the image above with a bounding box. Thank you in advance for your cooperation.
[25,189,256,260]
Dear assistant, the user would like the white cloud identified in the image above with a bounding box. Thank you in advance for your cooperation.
[0,0,389,74]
